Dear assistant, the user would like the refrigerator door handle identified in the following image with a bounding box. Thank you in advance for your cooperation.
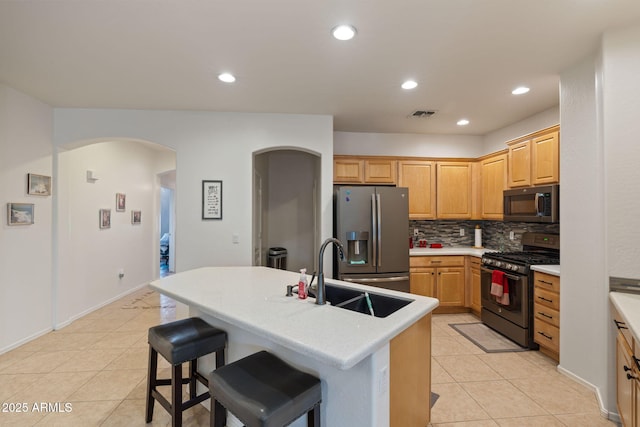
[376,193,382,267]
[371,193,377,267]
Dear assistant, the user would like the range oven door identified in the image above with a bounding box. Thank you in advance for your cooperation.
[480,267,528,328]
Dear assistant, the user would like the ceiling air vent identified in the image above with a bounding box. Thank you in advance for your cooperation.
[408,110,436,119]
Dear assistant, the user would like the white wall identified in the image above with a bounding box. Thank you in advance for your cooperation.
[558,52,610,410]
[334,132,485,158]
[482,106,560,154]
[0,84,53,352]
[53,110,334,275]
[56,140,174,326]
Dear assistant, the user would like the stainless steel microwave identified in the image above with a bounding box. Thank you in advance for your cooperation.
[503,184,559,223]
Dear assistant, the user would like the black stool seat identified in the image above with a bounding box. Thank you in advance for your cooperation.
[148,317,227,364]
[146,317,227,427]
[210,350,321,427]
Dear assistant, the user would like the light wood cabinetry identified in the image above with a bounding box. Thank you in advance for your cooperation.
[612,302,640,427]
[390,313,431,427]
[479,153,508,220]
[334,157,363,183]
[333,156,396,184]
[397,160,436,219]
[410,256,466,313]
[531,130,559,185]
[507,126,559,188]
[436,162,472,219]
[533,271,560,361]
[467,257,482,316]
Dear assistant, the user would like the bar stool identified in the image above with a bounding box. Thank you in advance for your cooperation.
[146,317,227,427]
[209,350,321,427]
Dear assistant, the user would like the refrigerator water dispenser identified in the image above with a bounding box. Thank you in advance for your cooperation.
[346,231,369,265]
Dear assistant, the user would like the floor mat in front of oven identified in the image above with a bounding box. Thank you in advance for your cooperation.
[449,322,528,353]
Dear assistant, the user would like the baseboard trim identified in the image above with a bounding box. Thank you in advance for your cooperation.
[557,364,618,422]
[0,326,53,355]
[54,282,150,330]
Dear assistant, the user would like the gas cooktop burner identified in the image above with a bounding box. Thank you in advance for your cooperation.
[485,251,560,265]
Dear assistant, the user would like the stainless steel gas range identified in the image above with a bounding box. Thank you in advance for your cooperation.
[481,232,560,349]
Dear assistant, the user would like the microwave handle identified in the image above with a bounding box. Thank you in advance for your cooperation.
[535,193,541,216]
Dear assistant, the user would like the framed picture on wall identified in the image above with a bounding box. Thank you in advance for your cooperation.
[99,209,111,229]
[7,203,34,225]
[27,173,52,196]
[202,180,222,220]
[131,210,141,225]
[116,193,126,211]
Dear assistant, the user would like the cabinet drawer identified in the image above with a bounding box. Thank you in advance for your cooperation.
[410,256,464,268]
[534,302,560,328]
[534,287,559,310]
[468,257,481,268]
[534,272,560,292]
[534,319,559,353]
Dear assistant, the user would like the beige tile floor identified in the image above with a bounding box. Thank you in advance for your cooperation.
[0,287,616,426]
[429,313,616,427]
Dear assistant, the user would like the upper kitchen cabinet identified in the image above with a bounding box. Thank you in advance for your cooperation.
[531,130,560,185]
[507,126,560,188]
[437,162,473,219]
[398,160,436,219]
[333,156,396,184]
[479,152,508,220]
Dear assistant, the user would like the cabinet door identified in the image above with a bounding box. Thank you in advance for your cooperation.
[508,140,531,188]
[364,159,396,184]
[480,154,508,219]
[334,158,363,183]
[410,268,435,297]
[531,131,559,185]
[436,162,472,219]
[398,161,436,219]
[616,332,635,427]
[436,267,465,306]
[470,266,481,314]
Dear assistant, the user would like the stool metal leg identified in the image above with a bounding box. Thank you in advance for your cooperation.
[146,346,158,422]
[189,359,197,399]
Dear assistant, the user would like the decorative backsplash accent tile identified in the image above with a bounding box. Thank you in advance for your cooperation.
[409,220,559,252]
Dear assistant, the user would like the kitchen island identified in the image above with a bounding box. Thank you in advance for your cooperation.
[149,266,439,427]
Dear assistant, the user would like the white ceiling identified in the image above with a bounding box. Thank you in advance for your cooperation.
[1,1,640,136]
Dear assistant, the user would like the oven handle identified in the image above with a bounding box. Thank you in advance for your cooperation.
[481,267,524,282]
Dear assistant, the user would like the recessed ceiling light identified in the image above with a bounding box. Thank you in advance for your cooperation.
[218,73,236,83]
[401,80,418,90]
[457,119,470,126]
[512,86,530,95]
[332,24,357,41]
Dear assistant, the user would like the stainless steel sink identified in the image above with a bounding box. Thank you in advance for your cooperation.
[323,283,414,318]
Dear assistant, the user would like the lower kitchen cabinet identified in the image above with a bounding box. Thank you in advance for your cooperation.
[612,302,640,427]
[410,256,465,313]
[468,257,481,316]
[533,271,560,361]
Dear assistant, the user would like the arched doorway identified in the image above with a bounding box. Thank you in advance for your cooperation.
[253,149,321,273]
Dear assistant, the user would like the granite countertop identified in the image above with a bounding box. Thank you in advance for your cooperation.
[410,246,495,257]
[610,292,640,342]
[149,266,438,370]
[531,265,561,276]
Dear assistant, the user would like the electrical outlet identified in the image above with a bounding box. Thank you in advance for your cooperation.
[509,231,515,240]
[232,233,239,244]
[414,228,419,237]
[460,228,465,237]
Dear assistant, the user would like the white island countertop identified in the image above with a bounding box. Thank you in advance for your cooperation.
[531,265,561,276]
[149,266,438,370]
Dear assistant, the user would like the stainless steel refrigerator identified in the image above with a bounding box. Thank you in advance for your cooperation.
[334,186,410,292]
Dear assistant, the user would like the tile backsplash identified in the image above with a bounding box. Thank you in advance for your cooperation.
[409,220,560,252]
